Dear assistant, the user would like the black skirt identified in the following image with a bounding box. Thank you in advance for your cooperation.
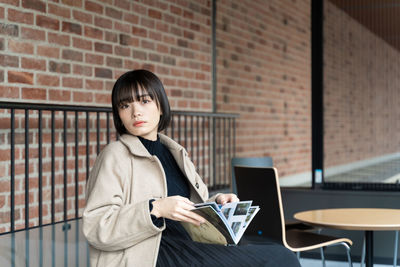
[156,220,301,267]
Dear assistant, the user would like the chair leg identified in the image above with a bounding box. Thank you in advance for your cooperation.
[394,230,399,267]
[340,242,353,267]
[320,247,326,267]
[361,236,365,267]
[297,251,300,260]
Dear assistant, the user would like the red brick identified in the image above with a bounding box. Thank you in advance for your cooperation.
[106,57,122,68]
[21,27,45,41]
[21,87,46,100]
[85,53,103,65]
[61,0,82,7]
[62,49,83,62]
[95,93,110,104]
[123,13,139,24]
[95,68,112,79]
[148,9,162,20]
[85,79,103,90]
[170,5,182,15]
[106,7,122,19]
[114,22,130,34]
[73,10,92,24]
[73,64,92,76]
[0,0,18,6]
[49,89,71,101]
[115,46,130,57]
[72,37,92,50]
[48,32,70,46]
[8,9,34,24]
[84,26,103,40]
[48,3,71,19]
[131,3,146,15]
[62,21,82,35]
[119,34,138,46]
[73,91,93,103]
[105,32,118,43]
[0,23,18,36]
[22,0,46,12]
[37,45,60,58]
[0,54,19,67]
[0,86,19,98]
[0,69,3,82]
[132,25,147,37]
[37,74,60,87]
[21,57,46,71]
[141,40,155,50]
[140,17,155,28]
[8,71,33,84]
[115,0,130,10]
[8,39,33,54]
[94,42,112,54]
[85,1,103,14]
[62,77,83,88]
[36,15,60,30]
[49,61,70,74]
[94,16,112,29]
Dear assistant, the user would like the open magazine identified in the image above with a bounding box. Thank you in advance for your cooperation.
[180,200,260,245]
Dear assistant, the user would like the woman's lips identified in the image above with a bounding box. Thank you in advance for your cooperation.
[133,121,145,126]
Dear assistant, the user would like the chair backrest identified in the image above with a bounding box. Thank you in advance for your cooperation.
[234,166,286,245]
[231,157,273,194]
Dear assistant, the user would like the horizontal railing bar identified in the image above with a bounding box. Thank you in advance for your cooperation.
[0,102,239,118]
[0,218,83,237]
[0,101,112,112]
[172,110,239,118]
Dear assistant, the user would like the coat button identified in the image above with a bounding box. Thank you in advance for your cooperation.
[195,182,199,189]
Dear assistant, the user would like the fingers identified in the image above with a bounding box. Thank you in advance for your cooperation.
[152,196,205,225]
[216,193,239,205]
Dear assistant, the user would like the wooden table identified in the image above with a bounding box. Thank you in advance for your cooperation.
[294,208,400,267]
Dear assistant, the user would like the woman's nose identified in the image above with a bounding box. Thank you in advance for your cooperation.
[131,103,142,117]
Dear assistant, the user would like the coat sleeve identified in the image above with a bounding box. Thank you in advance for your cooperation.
[82,144,165,252]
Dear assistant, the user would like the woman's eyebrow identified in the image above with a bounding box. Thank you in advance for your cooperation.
[136,94,151,99]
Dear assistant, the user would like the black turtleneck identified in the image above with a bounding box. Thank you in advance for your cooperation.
[139,136,190,198]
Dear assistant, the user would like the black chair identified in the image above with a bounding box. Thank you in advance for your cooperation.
[234,166,353,267]
[231,157,311,231]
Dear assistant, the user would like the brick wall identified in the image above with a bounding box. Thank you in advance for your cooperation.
[324,1,400,168]
[216,0,311,178]
[0,0,312,232]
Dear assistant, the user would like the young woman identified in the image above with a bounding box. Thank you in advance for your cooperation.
[83,69,301,267]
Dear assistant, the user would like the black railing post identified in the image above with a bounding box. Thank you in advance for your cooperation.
[25,109,29,229]
[75,111,79,219]
[51,111,55,224]
[63,111,67,222]
[38,110,43,226]
[10,108,15,232]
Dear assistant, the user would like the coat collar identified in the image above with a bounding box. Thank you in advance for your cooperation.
[119,133,187,158]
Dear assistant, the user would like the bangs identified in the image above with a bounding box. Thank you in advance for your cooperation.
[113,82,156,107]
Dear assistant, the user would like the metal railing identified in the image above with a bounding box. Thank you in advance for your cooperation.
[0,101,238,234]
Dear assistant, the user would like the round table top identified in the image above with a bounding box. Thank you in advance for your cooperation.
[294,208,400,231]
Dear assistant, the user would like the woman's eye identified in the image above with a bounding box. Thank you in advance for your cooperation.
[120,103,129,109]
[141,98,151,104]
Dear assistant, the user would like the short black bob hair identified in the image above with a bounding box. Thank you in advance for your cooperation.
[111,69,171,136]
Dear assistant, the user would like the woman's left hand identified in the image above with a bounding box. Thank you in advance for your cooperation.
[215,193,239,205]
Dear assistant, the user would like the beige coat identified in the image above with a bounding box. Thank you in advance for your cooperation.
[83,134,220,267]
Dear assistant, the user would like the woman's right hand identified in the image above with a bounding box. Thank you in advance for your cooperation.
[150,196,206,226]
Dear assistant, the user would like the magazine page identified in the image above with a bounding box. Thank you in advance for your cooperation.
[181,206,235,245]
[234,206,260,241]
[181,201,260,245]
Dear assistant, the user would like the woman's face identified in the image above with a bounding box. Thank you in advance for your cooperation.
[118,88,161,140]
